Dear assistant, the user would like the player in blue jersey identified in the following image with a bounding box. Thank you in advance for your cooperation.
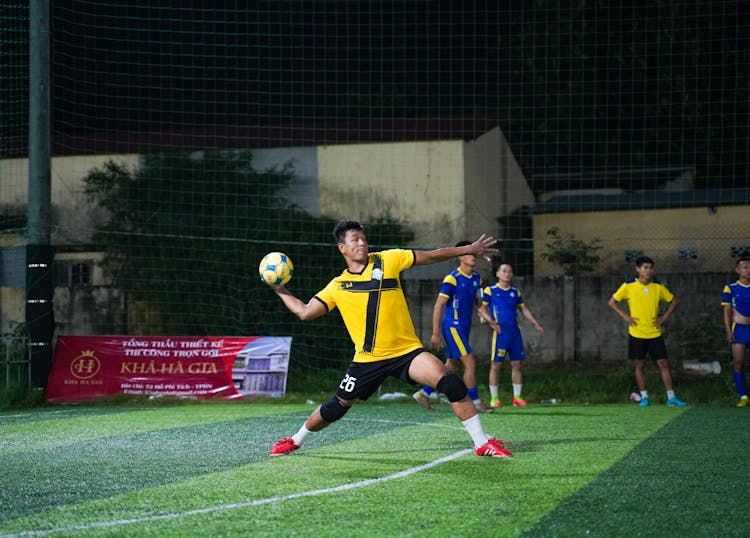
[413,241,491,413]
[477,263,543,407]
[721,257,750,407]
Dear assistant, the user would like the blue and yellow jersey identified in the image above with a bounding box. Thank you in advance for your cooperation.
[612,278,674,339]
[315,248,422,363]
[438,268,482,331]
[482,284,524,327]
[721,281,750,317]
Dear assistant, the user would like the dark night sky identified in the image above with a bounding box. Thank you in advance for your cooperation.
[10,1,750,187]
[51,2,513,128]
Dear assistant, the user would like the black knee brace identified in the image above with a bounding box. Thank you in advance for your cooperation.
[436,371,468,402]
[320,397,350,423]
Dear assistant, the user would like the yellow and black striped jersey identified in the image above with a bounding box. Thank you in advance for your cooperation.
[315,249,422,363]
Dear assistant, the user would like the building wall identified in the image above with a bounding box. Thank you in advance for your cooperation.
[1,154,141,246]
[0,287,25,334]
[404,271,731,365]
[463,127,535,243]
[317,130,532,247]
[2,134,534,338]
[317,140,466,246]
[1,155,139,334]
[534,205,750,275]
[53,286,126,336]
[251,147,320,217]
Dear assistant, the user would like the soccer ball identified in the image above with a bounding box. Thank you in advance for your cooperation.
[259,252,293,286]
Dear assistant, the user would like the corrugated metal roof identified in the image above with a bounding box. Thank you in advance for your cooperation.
[533,189,750,213]
[3,117,506,158]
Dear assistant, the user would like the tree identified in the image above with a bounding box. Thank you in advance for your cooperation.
[83,150,412,374]
[541,226,602,276]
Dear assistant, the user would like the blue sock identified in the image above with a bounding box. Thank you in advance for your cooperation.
[733,371,747,397]
[467,387,479,401]
[422,386,434,396]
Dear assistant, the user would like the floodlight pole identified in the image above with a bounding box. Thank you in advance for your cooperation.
[27,0,54,387]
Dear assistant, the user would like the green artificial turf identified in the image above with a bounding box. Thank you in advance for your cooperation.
[0,402,746,537]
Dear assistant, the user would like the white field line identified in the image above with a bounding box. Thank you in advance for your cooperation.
[1,448,473,538]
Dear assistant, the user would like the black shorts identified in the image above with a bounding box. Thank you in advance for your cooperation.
[335,348,426,401]
[628,335,668,360]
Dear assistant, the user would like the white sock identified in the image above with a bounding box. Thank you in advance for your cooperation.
[666,390,676,400]
[461,414,489,448]
[291,425,313,446]
[489,385,499,399]
[513,384,522,397]
[640,390,649,399]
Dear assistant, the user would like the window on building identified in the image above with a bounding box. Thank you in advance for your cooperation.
[54,260,93,287]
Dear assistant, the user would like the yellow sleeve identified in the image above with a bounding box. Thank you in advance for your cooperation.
[314,278,339,312]
[612,282,628,302]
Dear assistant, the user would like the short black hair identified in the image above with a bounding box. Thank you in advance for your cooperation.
[737,257,750,266]
[635,255,654,267]
[333,219,364,243]
[493,260,513,273]
[455,240,471,248]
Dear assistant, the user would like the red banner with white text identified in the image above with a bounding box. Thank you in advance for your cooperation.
[46,335,292,403]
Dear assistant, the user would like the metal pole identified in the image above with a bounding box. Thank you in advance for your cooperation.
[27,0,53,388]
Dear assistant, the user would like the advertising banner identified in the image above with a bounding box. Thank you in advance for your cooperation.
[46,335,291,403]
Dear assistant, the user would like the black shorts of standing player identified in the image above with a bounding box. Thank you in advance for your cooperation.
[628,335,668,360]
[335,348,426,401]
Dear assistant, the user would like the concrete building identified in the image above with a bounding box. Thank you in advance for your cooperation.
[533,189,750,276]
[1,119,533,333]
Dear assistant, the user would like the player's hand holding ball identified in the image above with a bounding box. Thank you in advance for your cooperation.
[259,252,293,287]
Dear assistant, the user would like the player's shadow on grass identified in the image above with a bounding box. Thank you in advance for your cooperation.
[301,441,473,459]
[490,409,606,417]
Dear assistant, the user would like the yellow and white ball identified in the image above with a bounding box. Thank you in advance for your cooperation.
[259,252,293,286]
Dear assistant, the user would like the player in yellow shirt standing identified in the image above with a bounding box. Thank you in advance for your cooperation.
[608,255,687,407]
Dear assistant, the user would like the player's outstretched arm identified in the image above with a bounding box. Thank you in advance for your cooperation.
[414,234,498,266]
[273,286,327,321]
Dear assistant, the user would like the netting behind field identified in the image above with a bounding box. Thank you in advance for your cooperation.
[2,2,749,381]
[0,1,28,241]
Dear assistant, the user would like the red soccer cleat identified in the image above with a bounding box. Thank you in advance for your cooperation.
[476,438,512,458]
[269,436,300,456]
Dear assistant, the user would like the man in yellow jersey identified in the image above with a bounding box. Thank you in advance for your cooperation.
[608,255,687,407]
[268,219,510,457]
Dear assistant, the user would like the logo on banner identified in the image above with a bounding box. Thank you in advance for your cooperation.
[70,350,101,380]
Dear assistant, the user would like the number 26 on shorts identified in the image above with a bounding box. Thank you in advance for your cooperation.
[339,374,357,392]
